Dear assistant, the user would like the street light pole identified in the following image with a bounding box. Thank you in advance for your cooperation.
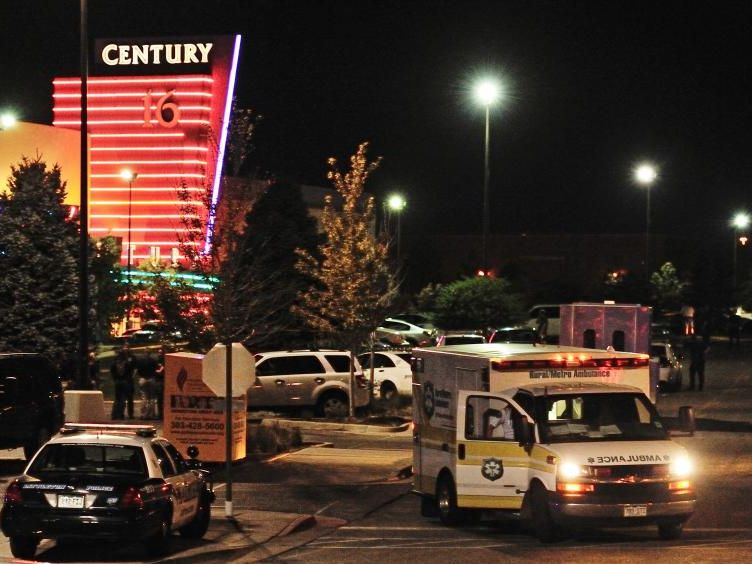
[732,212,750,293]
[473,78,501,274]
[120,169,137,329]
[634,163,657,278]
[386,193,406,263]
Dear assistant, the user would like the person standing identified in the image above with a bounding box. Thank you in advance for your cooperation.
[535,309,549,344]
[153,347,166,419]
[87,352,101,390]
[111,343,136,419]
[687,333,708,391]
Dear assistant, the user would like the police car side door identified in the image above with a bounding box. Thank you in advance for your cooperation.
[151,442,189,528]
[455,390,531,510]
[161,440,201,525]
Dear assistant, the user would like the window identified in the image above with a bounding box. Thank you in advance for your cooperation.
[28,444,146,478]
[612,330,626,351]
[151,443,176,477]
[161,441,188,473]
[382,320,408,331]
[325,355,351,373]
[583,329,596,348]
[256,355,326,376]
[465,396,516,441]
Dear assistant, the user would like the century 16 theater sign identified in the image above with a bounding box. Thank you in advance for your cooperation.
[53,35,241,265]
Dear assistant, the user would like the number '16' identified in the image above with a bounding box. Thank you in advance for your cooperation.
[142,89,180,128]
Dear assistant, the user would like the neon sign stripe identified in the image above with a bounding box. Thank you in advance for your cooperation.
[91,188,203,192]
[92,214,198,219]
[54,92,212,98]
[90,133,184,138]
[54,106,212,112]
[91,160,207,165]
[91,147,208,152]
[54,77,213,85]
[204,34,241,253]
[54,119,210,125]
[91,200,202,205]
[90,227,200,232]
[91,173,206,178]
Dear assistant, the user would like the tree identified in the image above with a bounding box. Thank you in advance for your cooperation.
[296,142,398,353]
[0,157,80,367]
[225,181,321,350]
[432,277,525,331]
[650,262,687,315]
[90,236,124,343]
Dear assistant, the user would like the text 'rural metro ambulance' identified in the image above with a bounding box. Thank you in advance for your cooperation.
[412,343,696,542]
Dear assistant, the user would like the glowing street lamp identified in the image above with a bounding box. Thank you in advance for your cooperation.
[473,77,502,272]
[0,112,17,130]
[633,163,658,275]
[732,211,750,292]
[120,169,138,328]
[386,193,407,262]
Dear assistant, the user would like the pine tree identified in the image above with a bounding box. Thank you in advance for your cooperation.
[296,142,398,351]
[223,180,321,349]
[0,157,80,367]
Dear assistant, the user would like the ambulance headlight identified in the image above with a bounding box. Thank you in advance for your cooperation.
[559,462,584,479]
[669,456,693,478]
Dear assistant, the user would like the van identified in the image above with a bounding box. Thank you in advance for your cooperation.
[0,353,64,459]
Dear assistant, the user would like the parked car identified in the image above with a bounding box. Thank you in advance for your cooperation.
[389,313,436,331]
[488,326,538,344]
[249,350,369,417]
[358,351,413,402]
[435,333,486,346]
[0,353,64,460]
[0,423,214,560]
[651,342,683,392]
[377,318,436,346]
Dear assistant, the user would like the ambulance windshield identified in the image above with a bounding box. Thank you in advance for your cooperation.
[536,392,669,443]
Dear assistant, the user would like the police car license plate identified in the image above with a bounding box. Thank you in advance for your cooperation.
[57,495,85,509]
[623,505,647,517]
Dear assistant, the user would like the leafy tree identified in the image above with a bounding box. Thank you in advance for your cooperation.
[224,181,321,350]
[432,276,525,331]
[296,142,398,351]
[90,236,124,342]
[0,157,79,367]
[650,262,687,314]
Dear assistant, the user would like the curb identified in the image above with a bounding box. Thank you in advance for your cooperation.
[258,417,410,434]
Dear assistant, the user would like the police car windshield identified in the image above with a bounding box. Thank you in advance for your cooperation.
[28,443,148,478]
[536,393,669,443]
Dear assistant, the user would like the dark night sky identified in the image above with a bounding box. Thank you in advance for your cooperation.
[2,0,752,242]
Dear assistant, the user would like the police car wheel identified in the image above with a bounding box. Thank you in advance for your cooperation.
[144,515,172,556]
[658,520,684,540]
[9,536,38,559]
[180,493,211,539]
[531,485,560,543]
[436,474,462,526]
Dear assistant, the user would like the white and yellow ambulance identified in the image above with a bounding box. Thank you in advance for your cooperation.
[412,343,696,541]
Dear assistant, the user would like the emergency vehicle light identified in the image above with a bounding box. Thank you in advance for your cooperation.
[556,482,595,494]
[492,356,649,371]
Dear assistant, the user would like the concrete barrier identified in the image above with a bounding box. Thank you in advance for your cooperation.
[64,390,107,423]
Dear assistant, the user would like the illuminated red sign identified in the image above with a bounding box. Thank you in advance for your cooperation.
[53,35,241,265]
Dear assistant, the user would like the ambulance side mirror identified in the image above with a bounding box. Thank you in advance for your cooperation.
[514,414,534,448]
[677,405,695,436]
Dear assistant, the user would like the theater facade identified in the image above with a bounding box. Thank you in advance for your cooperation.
[52,35,241,266]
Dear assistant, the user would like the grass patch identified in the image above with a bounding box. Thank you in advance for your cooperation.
[247,423,303,454]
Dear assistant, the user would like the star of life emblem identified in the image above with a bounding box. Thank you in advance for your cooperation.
[481,457,503,481]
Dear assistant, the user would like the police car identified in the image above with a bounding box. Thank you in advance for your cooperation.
[0,423,214,560]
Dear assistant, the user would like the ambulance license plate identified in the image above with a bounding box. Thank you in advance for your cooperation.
[623,505,647,517]
[57,495,85,509]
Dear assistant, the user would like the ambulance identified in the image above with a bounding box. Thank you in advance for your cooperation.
[411,343,696,542]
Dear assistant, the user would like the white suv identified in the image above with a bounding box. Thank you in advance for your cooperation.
[248,350,369,417]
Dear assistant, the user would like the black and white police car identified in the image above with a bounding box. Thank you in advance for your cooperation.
[1,423,214,560]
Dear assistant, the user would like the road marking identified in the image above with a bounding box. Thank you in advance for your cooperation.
[341,526,439,531]
[315,501,339,514]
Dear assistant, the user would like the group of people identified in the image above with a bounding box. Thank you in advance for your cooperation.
[110,343,166,420]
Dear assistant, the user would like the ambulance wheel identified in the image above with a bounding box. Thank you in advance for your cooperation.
[658,520,684,540]
[530,484,560,543]
[436,474,462,526]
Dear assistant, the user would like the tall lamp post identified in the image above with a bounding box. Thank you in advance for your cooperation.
[732,212,750,293]
[120,169,137,329]
[386,193,406,262]
[634,163,658,277]
[473,78,501,273]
